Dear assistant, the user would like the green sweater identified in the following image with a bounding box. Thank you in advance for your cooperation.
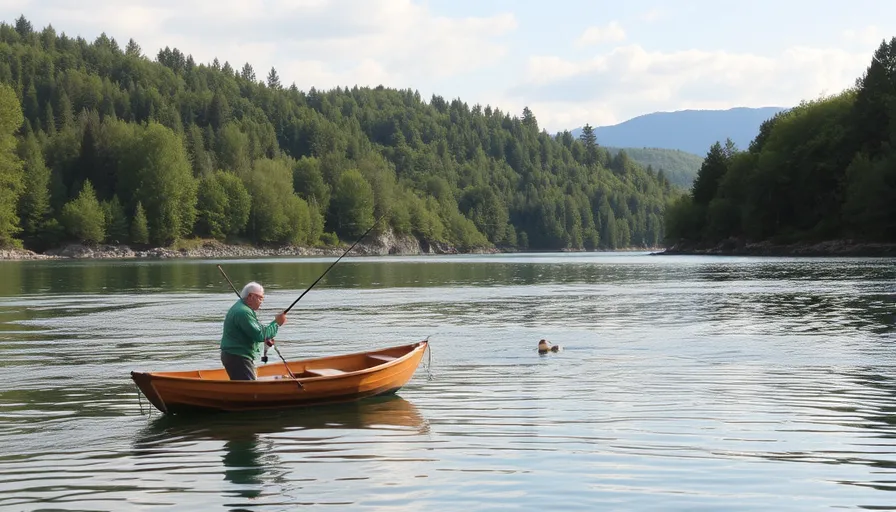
[220,299,279,360]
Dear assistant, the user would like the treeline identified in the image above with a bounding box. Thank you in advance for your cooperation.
[667,38,896,246]
[0,16,676,253]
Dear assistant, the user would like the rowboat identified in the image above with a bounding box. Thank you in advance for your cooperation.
[131,340,429,414]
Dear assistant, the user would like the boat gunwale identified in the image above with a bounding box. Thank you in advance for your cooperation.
[132,340,427,384]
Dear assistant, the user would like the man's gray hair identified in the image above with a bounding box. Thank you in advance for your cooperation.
[240,281,264,299]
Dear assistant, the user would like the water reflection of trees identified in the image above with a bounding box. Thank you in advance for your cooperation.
[0,258,671,297]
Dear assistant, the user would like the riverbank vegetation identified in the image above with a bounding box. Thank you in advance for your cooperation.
[666,38,896,250]
[0,16,676,255]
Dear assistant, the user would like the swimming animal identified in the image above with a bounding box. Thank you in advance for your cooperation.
[537,339,561,354]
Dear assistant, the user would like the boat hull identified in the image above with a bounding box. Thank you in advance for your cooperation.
[131,341,428,414]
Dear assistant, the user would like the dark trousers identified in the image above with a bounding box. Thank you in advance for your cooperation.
[221,350,256,380]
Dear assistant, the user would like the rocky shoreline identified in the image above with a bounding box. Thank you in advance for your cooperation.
[658,239,896,257]
[0,230,488,261]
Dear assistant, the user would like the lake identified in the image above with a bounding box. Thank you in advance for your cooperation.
[0,252,894,510]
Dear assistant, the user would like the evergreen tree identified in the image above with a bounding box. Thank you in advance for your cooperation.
[579,124,598,165]
[17,130,51,239]
[267,67,281,90]
[131,201,149,244]
[0,84,24,248]
[241,63,256,82]
[61,180,105,243]
[125,38,142,58]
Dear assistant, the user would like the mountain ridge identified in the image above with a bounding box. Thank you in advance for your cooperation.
[570,106,788,156]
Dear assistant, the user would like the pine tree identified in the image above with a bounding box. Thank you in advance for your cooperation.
[14,15,33,38]
[131,201,149,244]
[17,130,50,239]
[61,180,105,244]
[0,84,24,248]
[267,67,281,89]
[578,124,598,166]
[241,63,255,82]
[125,38,142,58]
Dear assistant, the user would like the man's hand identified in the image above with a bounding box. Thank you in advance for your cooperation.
[265,338,275,347]
[275,312,287,326]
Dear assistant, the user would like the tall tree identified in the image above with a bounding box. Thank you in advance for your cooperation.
[267,67,281,90]
[691,139,736,206]
[579,124,598,165]
[61,180,105,244]
[852,37,896,156]
[0,84,24,247]
[241,63,256,82]
[17,130,51,239]
[125,38,142,58]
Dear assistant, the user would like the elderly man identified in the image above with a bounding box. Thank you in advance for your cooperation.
[220,281,287,380]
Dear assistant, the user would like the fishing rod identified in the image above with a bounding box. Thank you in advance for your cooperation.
[217,264,301,385]
[283,214,384,314]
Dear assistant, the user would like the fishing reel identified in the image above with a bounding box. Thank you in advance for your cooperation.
[262,338,275,363]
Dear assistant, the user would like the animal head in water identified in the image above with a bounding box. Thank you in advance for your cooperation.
[538,339,561,354]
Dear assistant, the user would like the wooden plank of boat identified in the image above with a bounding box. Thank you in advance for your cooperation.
[131,340,428,415]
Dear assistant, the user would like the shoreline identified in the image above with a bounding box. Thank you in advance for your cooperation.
[8,238,894,261]
[0,241,664,261]
[655,239,896,257]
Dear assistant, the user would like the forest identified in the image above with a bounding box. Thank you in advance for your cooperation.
[666,38,896,247]
[0,16,677,253]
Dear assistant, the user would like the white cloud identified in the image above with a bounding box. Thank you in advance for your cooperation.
[511,44,872,130]
[575,21,626,47]
[6,0,517,92]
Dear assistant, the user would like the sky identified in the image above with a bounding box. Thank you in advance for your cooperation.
[1,0,895,132]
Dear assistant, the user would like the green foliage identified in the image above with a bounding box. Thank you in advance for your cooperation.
[196,171,251,239]
[131,201,149,244]
[292,156,329,211]
[0,16,677,252]
[691,139,736,206]
[666,37,896,245]
[0,83,24,247]
[843,152,896,239]
[101,195,129,243]
[17,130,51,239]
[459,185,509,243]
[120,123,197,244]
[243,158,314,244]
[319,231,339,246]
[605,147,702,188]
[663,194,703,243]
[218,171,251,237]
[328,169,375,239]
[61,180,105,243]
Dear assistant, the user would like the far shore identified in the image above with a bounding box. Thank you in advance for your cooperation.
[656,239,896,257]
[2,238,892,262]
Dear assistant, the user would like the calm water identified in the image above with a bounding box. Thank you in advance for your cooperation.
[0,252,894,511]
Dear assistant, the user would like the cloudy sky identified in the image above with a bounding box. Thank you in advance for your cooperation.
[2,0,894,131]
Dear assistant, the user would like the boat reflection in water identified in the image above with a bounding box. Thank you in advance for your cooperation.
[133,395,428,500]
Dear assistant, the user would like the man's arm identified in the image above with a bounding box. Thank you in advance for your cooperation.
[235,309,279,342]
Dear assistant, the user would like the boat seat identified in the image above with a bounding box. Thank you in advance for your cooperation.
[369,354,397,363]
[305,368,345,377]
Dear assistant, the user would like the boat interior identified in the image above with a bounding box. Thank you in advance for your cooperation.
[151,346,409,381]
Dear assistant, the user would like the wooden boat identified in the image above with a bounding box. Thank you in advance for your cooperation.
[132,340,428,415]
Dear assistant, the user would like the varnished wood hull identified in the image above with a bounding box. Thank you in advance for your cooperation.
[131,340,428,414]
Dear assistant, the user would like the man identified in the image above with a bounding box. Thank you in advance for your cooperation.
[220,281,287,380]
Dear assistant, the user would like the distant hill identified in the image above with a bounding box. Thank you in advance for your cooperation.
[572,107,788,156]
[604,147,704,188]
